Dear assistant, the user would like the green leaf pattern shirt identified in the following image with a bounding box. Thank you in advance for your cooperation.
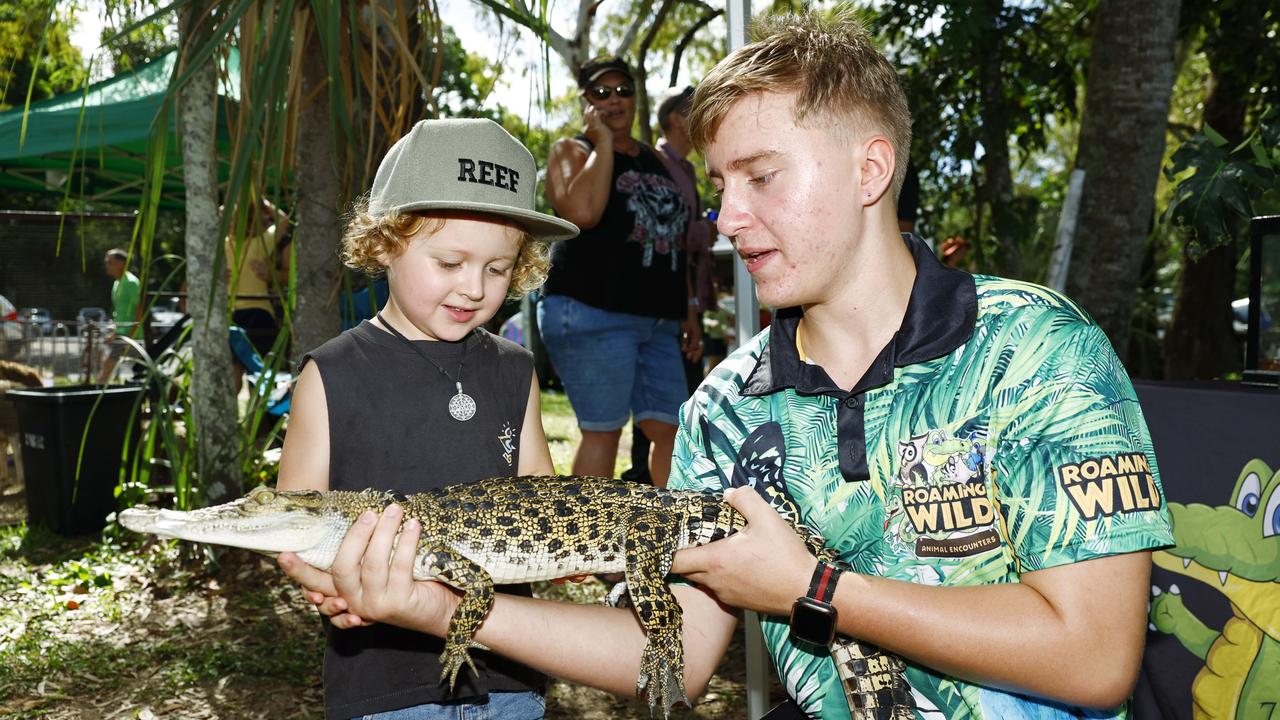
[669,274,1174,720]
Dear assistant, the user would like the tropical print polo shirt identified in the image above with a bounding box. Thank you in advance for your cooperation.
[669,235,1174,720]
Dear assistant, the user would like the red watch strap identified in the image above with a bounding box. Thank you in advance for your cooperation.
[806,562,843,604]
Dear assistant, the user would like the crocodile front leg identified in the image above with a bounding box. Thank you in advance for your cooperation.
[423,546,495,690]
[623,510,688,716]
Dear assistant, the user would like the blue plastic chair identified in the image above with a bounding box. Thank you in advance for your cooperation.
[229,325,291,416]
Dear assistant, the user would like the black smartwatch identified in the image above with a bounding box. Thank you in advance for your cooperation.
[790,561,843,647]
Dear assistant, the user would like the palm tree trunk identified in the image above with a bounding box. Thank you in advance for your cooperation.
[291,26,343,366]
[1066,0,1180,360]
[1162,0,1267,380]
[179,3,240,504]
[976,1,1019,278]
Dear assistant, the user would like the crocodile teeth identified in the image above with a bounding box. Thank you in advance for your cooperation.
[1219,571,1229,586]
[1183,557,1192,569]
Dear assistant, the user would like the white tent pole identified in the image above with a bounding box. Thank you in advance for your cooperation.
[1046,168,1085,293]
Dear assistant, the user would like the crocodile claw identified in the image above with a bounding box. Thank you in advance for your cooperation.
[439,640,481,690]
[636,631,689,718]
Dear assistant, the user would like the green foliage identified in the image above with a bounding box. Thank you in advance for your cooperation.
[599,0,724,88]
[432,26,506,116]
[1161,110,1280,259]
[870,1,1086,262]
[99,1,177,75]
[1177,0,1279,130]
[0,0,87,111]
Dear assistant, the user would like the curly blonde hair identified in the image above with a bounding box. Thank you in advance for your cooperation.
[341,199,551,299]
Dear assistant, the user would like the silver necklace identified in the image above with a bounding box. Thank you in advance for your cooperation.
[376,313,476,421]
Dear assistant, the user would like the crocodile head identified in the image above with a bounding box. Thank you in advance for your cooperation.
[118,486,349,556]
[1153,459,1280,637]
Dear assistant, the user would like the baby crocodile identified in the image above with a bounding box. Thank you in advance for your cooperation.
[120,475,915,718]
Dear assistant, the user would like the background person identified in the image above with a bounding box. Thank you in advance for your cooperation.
[277,118,577,720]
[226,198,286,370]
[97,248,140,383]
[539,56,694,487]
[625,84,716,485]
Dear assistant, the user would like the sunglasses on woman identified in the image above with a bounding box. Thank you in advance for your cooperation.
[585,83,636,101]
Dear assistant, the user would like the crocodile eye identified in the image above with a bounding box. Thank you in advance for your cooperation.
[1262,484,1280,539]
[256,490,276,504]
[1235,472,1261,518]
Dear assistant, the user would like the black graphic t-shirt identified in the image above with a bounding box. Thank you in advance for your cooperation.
[303,322,546,718]
[543,137,689,319]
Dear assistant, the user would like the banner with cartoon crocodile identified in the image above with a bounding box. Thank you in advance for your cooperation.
[1131,380,1280,720]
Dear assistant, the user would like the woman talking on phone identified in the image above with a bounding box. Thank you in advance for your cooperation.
[539,56,701,488]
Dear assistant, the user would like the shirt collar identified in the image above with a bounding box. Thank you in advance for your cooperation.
[743,234,977,396]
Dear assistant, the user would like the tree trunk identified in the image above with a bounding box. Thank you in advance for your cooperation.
[1162,0,1266,380]
[179,3,240,504]
[1066,0,1179,360]
[975,2,1019,278]
[1164,245,1238,379]
[634,0,677,145]
[290,27,343,366]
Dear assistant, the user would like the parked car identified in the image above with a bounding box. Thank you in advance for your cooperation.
[77,307,108,327]
[1,295,22,349]
[149,297,186,337]
[20,307,53,336]
[1,295,19,335]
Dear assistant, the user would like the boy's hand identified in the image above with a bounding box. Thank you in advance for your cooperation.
[670,487,815,616]
[278,552,372,628]
[279,505,461,634]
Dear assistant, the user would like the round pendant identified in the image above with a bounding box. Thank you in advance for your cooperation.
[448,392,476,421]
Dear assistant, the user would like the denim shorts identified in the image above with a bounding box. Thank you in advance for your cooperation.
[537,294,687,431]
[356,690,545,720]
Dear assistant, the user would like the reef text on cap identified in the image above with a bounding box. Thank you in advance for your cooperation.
[368,118,578,242]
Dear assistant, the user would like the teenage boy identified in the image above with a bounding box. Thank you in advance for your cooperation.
[281,11,1172,719]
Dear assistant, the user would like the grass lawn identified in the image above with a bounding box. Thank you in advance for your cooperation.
[542,389,637,478]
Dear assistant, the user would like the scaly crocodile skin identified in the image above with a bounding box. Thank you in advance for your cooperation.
[120,475,918,718]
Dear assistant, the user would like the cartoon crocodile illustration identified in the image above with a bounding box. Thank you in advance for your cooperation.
[1148,459,1280,719]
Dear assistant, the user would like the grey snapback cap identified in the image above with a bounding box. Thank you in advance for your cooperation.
[368,118,579,242]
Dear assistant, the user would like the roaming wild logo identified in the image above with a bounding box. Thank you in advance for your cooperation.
[1055,453,1161,520]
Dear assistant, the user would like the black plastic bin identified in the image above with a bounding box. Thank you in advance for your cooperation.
[6,384,143,535]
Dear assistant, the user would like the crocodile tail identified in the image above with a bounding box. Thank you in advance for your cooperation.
[831,639,918,719]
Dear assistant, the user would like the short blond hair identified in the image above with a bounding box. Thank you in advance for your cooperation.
[689,8,912,195]
[341,200,550,300]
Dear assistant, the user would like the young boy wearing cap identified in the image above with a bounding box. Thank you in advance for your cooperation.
[283,12,1171,720]
[277,118,577,719]
[539,55,700,488]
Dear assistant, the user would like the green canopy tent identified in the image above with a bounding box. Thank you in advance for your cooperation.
[0,49,240,210]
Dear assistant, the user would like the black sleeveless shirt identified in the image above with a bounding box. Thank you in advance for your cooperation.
[303,321,546,719]
[542,137,689,319]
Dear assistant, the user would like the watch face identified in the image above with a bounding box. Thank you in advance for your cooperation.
[790,597,837,646]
